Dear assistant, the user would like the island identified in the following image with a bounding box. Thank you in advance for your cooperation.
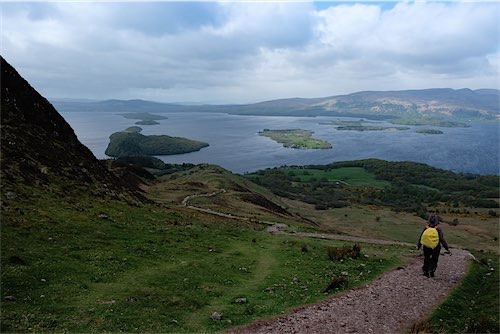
[123,126,142,133]
[391,117,470,128]
[105,127,209,157]
[119,112,167,125]
[135,120,160,125]
[416,128,444,135]
[320,120,410,131]
[259,129,332,149]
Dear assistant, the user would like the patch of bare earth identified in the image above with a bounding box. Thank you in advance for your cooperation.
[229,249,471,334]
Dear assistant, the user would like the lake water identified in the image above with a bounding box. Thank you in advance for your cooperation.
[60,111,500,175]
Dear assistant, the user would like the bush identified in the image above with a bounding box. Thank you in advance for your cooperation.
[323,276,348,293]
[327,244,361,261]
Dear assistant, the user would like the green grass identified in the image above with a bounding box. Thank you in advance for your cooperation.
[284,167,389,188]
[1,190,409,333]
[411,251,499,333]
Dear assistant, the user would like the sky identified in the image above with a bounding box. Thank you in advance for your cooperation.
[1,1,499,104]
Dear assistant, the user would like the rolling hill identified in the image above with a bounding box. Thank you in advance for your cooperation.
[52,88,499,121]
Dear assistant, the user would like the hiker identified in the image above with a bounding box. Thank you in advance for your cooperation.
[417,213,451,277]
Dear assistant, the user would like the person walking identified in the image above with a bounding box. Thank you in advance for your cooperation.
[417,213,451,277]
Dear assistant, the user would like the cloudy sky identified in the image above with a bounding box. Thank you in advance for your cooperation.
[2,1,499,104]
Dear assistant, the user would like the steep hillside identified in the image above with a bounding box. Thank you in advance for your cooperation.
[0,57,143,203]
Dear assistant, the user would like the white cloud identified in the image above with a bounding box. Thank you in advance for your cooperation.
[1,1,498,103]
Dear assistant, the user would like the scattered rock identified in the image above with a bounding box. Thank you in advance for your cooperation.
[211,312,223,321]
[5,192,17,200]
[341,271,349,276]
[235,297,248,304]
[126,296,138,303]
[98,213,109,220]
[4,295,16,302]
[266,223,288,234]
[97,299,116,305]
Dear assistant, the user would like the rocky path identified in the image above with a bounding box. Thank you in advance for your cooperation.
[229,248,472,334]
[182,192,473,333]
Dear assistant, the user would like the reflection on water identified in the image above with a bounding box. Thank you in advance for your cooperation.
[61,111,499,175]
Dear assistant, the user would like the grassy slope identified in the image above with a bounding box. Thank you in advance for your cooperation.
[1,180,409,333]
[2,163,498,333]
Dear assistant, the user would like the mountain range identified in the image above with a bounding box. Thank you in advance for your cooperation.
[52,88,499,121]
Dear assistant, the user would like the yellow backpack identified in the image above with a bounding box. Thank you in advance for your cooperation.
[421,226,439,249]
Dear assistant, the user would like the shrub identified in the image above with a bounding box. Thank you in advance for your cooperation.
[327,244,361,261]
[323,276,348,293]
[315,203,328,210]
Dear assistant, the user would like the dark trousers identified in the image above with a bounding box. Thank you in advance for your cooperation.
[422,245,441,274]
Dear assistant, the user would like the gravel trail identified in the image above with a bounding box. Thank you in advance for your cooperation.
[229,248,472,334]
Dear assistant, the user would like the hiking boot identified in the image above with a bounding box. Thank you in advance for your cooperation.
[423,272,429,277]
[430,272,435,277]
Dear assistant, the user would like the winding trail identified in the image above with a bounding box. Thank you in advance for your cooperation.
[229,249,472,334]
[181,190,473,333]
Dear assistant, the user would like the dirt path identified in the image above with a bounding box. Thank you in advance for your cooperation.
[182,192,473,333]
[229,248,472,334]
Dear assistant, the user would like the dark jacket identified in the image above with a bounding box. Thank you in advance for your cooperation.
[417,224,449,250]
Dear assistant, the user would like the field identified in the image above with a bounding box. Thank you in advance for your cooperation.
[281,167,390,188]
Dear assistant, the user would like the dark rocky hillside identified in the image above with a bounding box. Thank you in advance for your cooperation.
[0,57,143,203]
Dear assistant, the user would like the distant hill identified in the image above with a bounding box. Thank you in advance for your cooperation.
[51,98,189,113]
[0,57,143,203]
[52,88,499,121]
[312,88,499,120]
